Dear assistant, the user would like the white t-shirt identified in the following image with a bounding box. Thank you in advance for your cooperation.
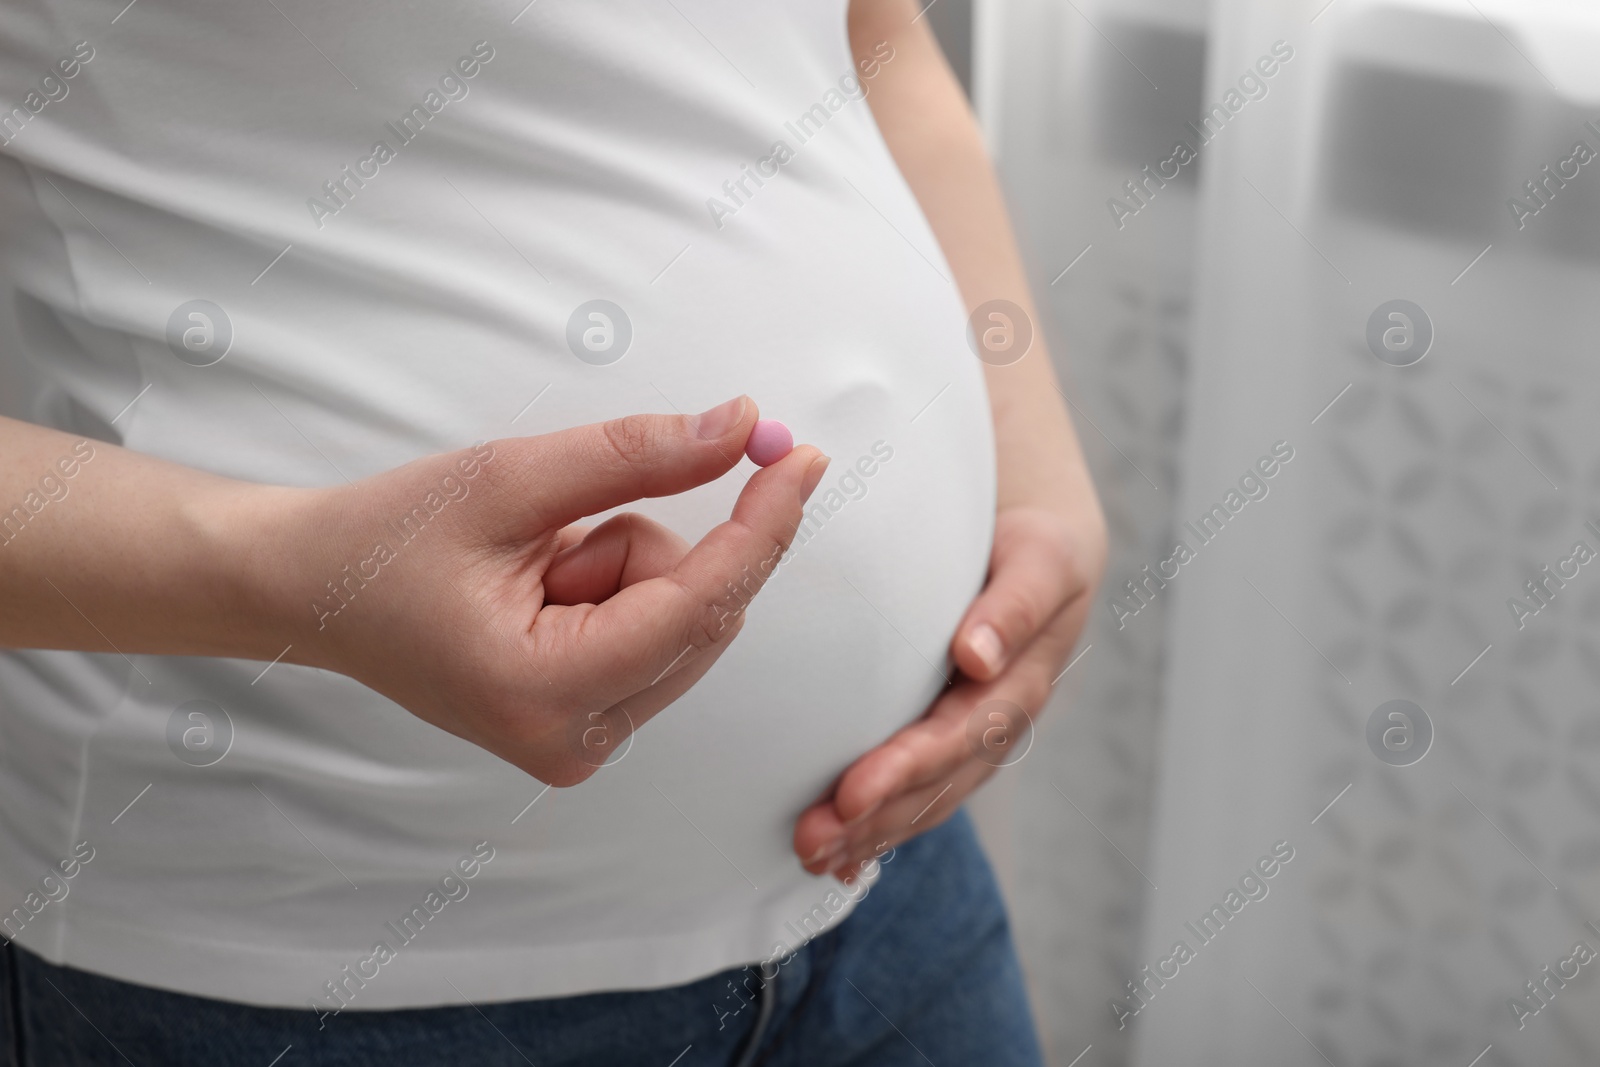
[0,0,995,1009]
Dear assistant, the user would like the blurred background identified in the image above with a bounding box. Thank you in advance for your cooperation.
[930,1,1600,1064]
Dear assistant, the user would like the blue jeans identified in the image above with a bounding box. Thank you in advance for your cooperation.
[0,809,1043,1066]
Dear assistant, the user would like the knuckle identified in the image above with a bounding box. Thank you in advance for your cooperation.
[1016,508,1104,592]
[760,530,792,571]
[540,758,597,789]
[688,595,741,651]
[688,608,722,651]
[502,711,606,788]
[600,415,660,480]
[1061,512,1109,590]
[671,570,754,653]
[615,511,652,538]
[1055,534,1094,594]
[659,574,719,652]
[1034,519,1080,575]
[488,702,550,752]
[996,587,1049,643]
[573,705,631,768]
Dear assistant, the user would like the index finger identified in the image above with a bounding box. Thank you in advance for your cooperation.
[491,397,758,540]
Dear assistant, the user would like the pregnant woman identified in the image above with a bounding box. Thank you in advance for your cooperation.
[0,1,1104,1063]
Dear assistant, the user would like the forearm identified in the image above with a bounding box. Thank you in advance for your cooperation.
[0,414,303,660]
[850,0,1097,521]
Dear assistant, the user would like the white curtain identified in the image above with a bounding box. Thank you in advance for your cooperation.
[974,1,1600,1064]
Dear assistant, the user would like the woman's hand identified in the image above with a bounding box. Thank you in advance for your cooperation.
[266,396,828,787]
[792,502,1105,879]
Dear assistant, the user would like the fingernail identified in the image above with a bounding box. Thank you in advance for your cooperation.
[804,838,845,867]
[968,623,1004,674]
[844,801,881,828]
[799,454,831,503]
[690,396,747,440]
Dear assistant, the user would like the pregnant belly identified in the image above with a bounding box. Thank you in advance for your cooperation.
[38,314,997,966]
[500,345,998,928]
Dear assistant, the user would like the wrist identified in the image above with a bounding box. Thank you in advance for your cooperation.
[211,479,347,669]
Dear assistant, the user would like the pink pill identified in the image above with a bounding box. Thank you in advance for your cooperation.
[745,419,794,467]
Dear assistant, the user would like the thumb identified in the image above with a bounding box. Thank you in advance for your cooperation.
[495,397,757,536]
[953,517,1086,681]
